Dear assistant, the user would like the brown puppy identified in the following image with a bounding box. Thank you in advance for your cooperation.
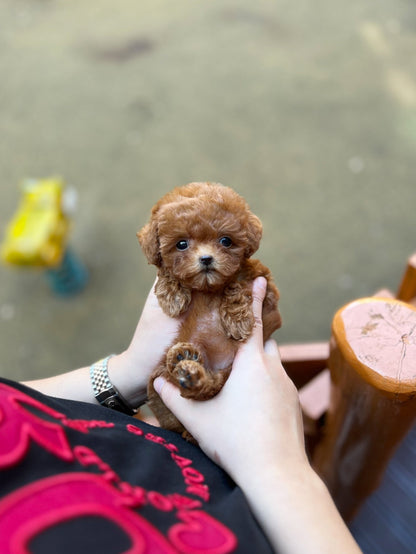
[138,182,281,440]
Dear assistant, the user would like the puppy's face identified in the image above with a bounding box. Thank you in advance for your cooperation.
[157,211,246,290]
[138,182,263,291]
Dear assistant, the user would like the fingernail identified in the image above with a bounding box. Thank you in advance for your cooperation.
[153,377,165,395]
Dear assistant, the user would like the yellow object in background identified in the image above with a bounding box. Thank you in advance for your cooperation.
[1,177,70,268]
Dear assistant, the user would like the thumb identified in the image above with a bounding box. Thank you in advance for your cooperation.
[246,276,267,348]
[153,376,192,417]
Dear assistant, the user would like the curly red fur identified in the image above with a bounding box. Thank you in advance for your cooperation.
[137,182,281,441]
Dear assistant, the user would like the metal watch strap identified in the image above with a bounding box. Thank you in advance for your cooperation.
[90,355,137,415]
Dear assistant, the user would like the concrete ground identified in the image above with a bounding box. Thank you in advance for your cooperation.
[0,0,415,381]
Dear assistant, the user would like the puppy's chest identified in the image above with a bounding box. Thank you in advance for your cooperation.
[179,293,236,371]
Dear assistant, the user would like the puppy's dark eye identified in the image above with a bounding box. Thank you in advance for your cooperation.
[219,237,232,248]
[176,240,189,251]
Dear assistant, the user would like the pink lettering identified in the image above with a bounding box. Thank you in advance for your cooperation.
[148,492,173,512]
[0,385,236,553]
[119,482,146,507]
[171,453,193,469]
[164,442,179,453]
[74,446,145,508]
[145,433,167,445]
[62,418,114,433]
[0,384,73,468]
[183,467,205,485]
[169,494,202,511]
[169,510,237,554]
[126,423,144,436]
[0,473,177,554]
[186,484,210,502]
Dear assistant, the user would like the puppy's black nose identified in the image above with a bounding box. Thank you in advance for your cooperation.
[200,255,214,267]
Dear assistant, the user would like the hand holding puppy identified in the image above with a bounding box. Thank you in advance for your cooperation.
[153,277,305,484]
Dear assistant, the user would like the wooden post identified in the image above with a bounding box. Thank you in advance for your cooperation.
[397,252,416,304]
[312,297,416,521]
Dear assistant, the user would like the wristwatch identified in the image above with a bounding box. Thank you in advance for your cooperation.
[89,355,138,415]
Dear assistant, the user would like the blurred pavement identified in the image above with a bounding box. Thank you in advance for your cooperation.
[0,0,415,381]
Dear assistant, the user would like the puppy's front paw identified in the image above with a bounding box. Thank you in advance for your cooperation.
[167,343,205,396]
[167,343,202,369]
[155,273,191,317]
[173,361,204,391]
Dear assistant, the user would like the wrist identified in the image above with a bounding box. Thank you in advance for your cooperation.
[237,461,361,554]
[235,456,314,499]
[107,351,148,408]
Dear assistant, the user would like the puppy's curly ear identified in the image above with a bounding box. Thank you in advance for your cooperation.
[137,219,162,267]
[245,213,263,258]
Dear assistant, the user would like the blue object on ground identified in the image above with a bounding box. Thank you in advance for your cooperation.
[45,248,89,296]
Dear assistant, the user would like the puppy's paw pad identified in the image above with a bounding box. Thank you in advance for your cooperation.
[167,343,202,371]
[173,361,204,390]
[176,350,199,362]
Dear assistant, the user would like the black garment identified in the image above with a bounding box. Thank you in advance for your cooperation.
[0,378,273,554]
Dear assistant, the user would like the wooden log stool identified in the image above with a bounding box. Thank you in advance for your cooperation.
[312,297,416,521]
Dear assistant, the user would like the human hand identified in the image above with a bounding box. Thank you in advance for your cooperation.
[110,279,182,404]
[154,277,308,486]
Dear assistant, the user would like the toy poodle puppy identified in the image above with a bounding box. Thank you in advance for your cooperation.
[138,182,281,440]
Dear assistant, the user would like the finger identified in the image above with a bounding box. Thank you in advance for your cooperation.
[248,276,267,346]
[153,377,193,420]
[154,376,175,401]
